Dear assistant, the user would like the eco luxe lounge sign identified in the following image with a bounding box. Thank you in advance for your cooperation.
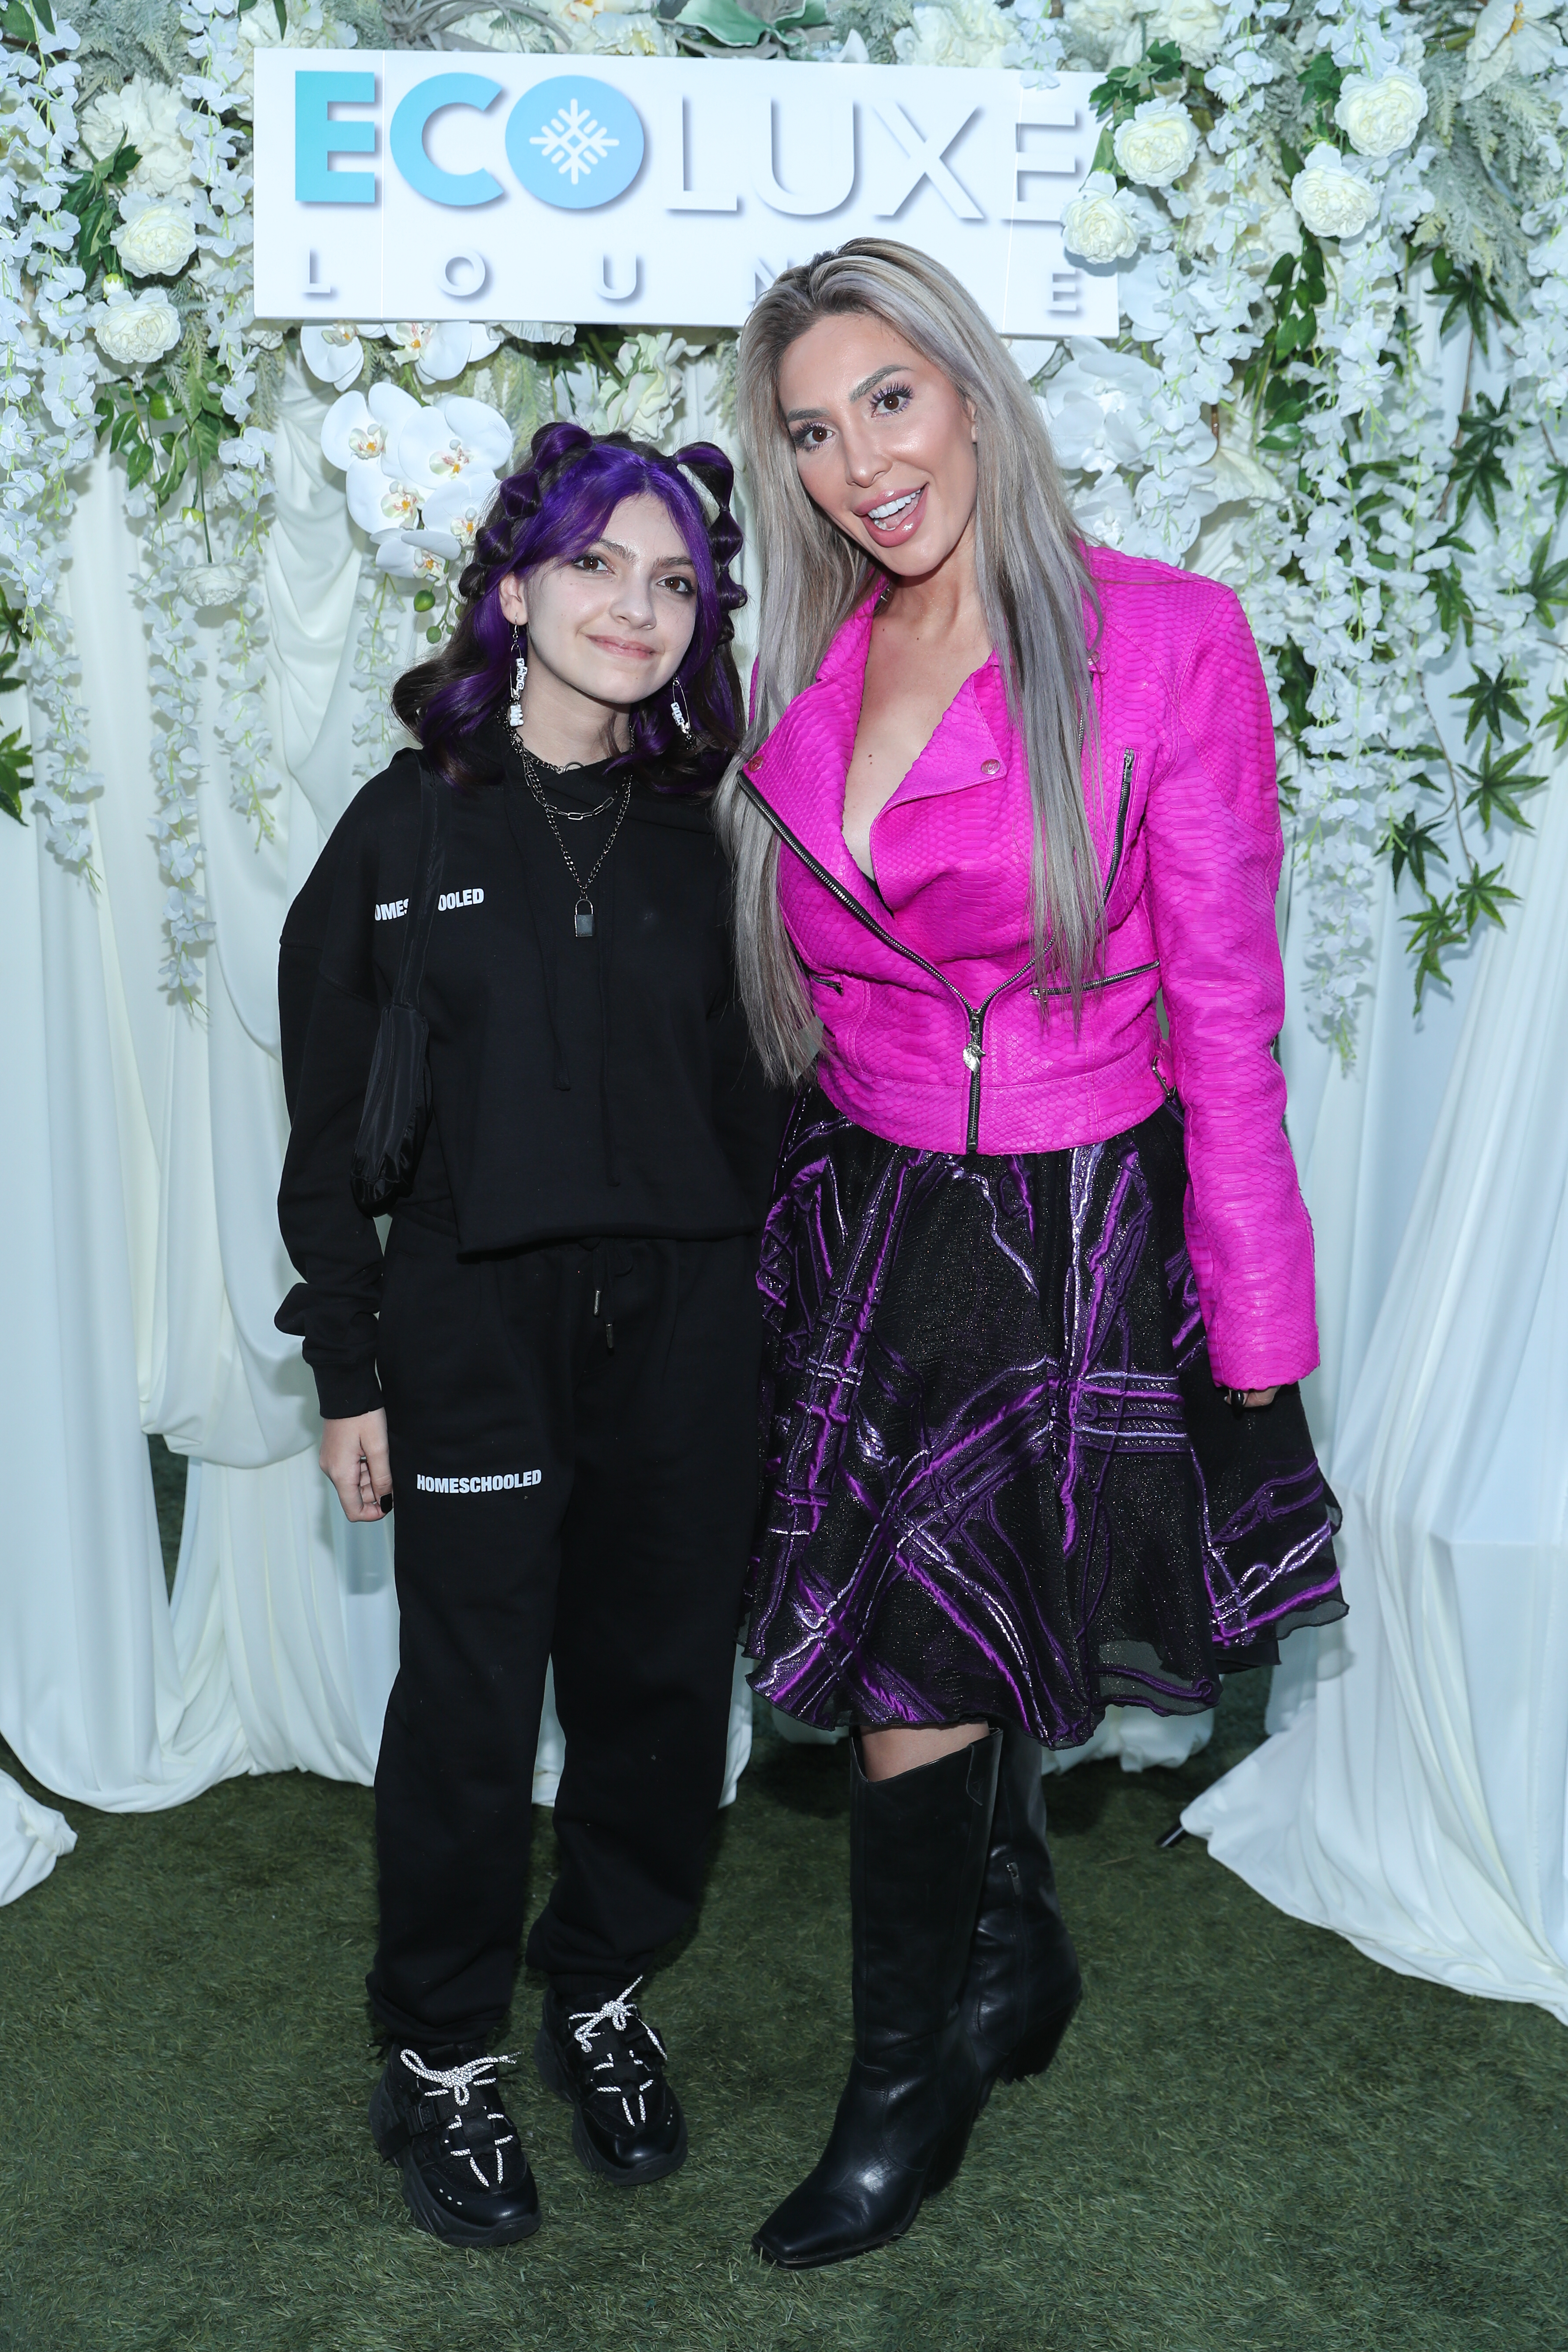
[251,53,1118,338]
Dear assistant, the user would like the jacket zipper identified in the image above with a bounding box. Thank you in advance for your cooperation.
[738,772,1156,1158]
[1102,750,1134,905]
[741,773,1030,1157]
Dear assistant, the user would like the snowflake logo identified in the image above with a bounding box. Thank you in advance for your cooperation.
[530,99,619,189]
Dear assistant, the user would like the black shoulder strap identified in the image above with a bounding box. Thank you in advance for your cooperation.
[392,770,449,1011]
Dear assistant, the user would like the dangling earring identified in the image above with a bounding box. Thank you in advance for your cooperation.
[508,623,527,730]
[670,677,692,739]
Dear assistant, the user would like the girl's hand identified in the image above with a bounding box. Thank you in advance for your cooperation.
[1241,1388,1278,1408]
[320,1409,392,1522]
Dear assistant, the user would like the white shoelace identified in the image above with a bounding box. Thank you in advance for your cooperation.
[568,1980,667,2131]
[399,2049,519,2189]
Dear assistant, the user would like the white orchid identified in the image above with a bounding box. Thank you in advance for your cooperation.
[376,538,451,584]
[1463,0,1562,97]
[301,322,369,391]
[321,382,424,537]
[403,475,502,565]
[383,396,514,494]
[384,321,504,384]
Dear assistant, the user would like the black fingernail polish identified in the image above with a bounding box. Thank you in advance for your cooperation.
[379,1494,393,1515]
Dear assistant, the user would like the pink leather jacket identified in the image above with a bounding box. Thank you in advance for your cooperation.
[740,545,1318,1390]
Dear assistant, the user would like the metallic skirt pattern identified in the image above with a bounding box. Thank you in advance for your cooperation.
[745,1089,1345,1745]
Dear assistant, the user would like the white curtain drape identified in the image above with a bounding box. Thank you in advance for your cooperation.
[0,362,751,1905]
[1184,714,1568,2024]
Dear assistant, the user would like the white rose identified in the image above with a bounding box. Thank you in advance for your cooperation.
[112,197,198,279]
[94,289,183,367]
[893,0,1014,68]
[179,563,248,610]
[1113,97,1201,187]
[1289,144,1380,240]
[1333,68,1428,158]
[1062,0,1147,60]
[78,75,193,195]
[1062,170,1141,264]
[1144,0,1222,63]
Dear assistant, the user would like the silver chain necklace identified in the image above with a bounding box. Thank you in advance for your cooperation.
[514,732,631,940]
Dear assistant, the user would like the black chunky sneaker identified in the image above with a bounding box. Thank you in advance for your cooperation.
[534,1979,688,2187]
[369,2045,540,2246]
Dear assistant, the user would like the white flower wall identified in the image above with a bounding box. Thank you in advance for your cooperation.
[0,0,1564,1049]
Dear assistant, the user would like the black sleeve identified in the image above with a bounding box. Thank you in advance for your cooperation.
[709,871,791,1230]
[275,764,411,1420]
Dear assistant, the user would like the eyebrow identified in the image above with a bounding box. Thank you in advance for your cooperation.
[591,538,696,569]
[783,363,908,423]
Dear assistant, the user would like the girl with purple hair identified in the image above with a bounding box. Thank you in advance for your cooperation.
[276,423,785,2247]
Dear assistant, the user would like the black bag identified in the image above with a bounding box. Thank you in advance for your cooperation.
[349,771,448,1217]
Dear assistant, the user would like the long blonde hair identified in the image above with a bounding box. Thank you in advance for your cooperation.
[714,237,1100,1085]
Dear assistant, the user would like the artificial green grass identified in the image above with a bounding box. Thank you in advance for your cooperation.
[1,1455,1564,2351]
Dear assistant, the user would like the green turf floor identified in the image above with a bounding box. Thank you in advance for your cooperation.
[1,1449,1564,2352]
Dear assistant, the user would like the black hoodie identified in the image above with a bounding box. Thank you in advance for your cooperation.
[275,731,786,1419]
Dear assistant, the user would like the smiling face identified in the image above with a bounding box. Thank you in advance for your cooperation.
[775,311,979,579]
[499,490,700,732]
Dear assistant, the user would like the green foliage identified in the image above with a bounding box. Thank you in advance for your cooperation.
[1523,530,1568,632]
[1295,50,1342,139]
[1542,683,1568,752]
[95,343,236,514]
[59,139,141,294]
[1448,390,1514,528]
[1089,38,1186,127]
[0,595,31,824]
[0,0,53,42]
[1243,240,1328,453]
[1428,246,1516,353]
[1461,737,1546,835]
[1385,802,1448,895]
[1452,661,1527,744]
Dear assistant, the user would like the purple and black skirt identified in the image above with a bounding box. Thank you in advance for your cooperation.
[745,1086,1345,1747]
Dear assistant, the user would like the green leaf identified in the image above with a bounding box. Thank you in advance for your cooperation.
[1459,738,1546,833]
[671,0,768,43]
[1523,531,1568,633]
[1403,890,1465,1005]
[125,439,154,491]
[1274,640,1316,738]
[1542,684,1568,752]
[1455,860,1519,933]
[1385,809,1448,893]
[1430,562,1474,645]
[1448,390,1514,529]
[272,0,287,34]
[1297,53,1343,108]
[0,725,33,824]
[1452,661,1527,744]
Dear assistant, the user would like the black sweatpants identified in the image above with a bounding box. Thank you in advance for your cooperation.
[366,1213,761,2048]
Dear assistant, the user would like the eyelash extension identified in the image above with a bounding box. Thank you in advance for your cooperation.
[870,380,914,412]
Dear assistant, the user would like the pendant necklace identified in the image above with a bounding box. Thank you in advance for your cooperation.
[515,732,631,941]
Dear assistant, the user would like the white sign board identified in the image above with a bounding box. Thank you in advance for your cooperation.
[252,54,1117,337]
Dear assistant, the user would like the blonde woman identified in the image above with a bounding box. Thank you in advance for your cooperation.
[718,240,1343,2269]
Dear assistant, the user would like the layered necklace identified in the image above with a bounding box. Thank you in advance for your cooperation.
[511,728,632,943]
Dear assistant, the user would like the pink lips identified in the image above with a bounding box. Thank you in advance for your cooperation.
[857,484,927,547]
[589,635,658,660]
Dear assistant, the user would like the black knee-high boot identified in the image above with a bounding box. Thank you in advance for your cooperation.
[752,1729,1000,2270]
[961,1727,1082,2106]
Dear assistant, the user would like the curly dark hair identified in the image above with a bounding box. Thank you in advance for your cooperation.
[391,420,747,793]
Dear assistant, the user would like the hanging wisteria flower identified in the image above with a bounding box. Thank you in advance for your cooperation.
[1333,69,1429,158]
[112,195,198,280]
[1062,171,1141,263]
[77,74,194,194]
[1289,145,1380,240]
[1114,97,1201,187]
[1462,0,1561,97]
[94,283,183,367]
[300,322,367,390]
[892,0,1015,67]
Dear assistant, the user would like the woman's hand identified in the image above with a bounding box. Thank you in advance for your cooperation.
[320,1410,392,1522]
